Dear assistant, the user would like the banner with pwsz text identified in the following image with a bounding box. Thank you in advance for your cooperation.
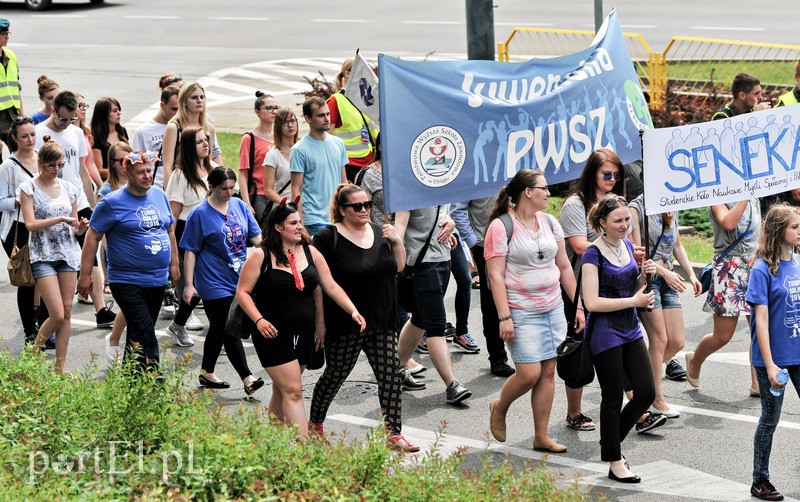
[379,10,651,212]
[643,104,800,215]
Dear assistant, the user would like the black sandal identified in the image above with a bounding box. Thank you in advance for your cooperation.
[471,271,480,289]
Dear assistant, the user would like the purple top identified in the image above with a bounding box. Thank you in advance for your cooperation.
[582,240,643,355]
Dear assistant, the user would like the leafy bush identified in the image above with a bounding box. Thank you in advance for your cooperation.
[678,207,713,238]
[0,348,587,501]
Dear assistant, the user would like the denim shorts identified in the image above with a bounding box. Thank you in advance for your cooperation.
[651,273,681,310]
[507,303,567,364]
[31,260,78,279]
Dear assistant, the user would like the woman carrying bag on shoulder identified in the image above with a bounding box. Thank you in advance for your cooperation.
[485,169,583,453]
[581,194,662,484]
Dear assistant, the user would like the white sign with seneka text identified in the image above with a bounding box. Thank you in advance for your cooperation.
[642,104,800,215]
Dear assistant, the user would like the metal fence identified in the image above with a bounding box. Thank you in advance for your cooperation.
[498,28,800,109]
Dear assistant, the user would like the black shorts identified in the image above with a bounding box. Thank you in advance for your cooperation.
[75,207,98,267]
[408,260,450,337]
[251,325,315,368]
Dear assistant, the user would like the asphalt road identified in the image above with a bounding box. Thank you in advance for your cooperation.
[2,1,800,500]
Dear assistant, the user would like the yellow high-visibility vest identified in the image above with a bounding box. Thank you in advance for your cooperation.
[776,89,799,107]
[329,91,377,160]
[0,49,21,111]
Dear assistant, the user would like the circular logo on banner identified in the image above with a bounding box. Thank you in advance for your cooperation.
[623,79,654,130]
[409,126,466,187]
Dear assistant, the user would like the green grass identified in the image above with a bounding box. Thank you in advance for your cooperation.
[217,131,242,173]
[0,348,587,501]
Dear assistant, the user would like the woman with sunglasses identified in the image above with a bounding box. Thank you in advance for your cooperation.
[158,73,183,91]
[485,169,584,453]
[582,194,661,483]
[98,142,132,361]
[31,75,58,125]
[629,195,702,417]
[686,198,761,395]
[236,197,365,439]
[160,82,222,192]
[259,107,297,225]
[90,97,129,181]
[19,136,89,372]
[309,184,417,450]
[165,126,212,342]
[238,91,277,219]
[0,116,38,343]
[328,58,378,182]
[558,148,626,432]
[180,166,264,396]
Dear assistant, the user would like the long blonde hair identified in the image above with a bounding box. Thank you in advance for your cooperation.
[757,203,800,276]
[171,82,209,132]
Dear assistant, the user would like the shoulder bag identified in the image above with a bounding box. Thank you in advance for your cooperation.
[225,250,270,339]
[396,206,440,311]
[7,175,34,287]
[698,204,752,293]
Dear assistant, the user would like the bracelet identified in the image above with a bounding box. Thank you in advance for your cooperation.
[576,307,584,311]
[255,317,265,325]
[471,271,479,278]
[499,315,512,322]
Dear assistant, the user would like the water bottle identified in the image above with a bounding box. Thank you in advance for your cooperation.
[770,369,790,397]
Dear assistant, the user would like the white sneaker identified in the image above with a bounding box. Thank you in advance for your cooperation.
[104,333,124,362]
[167,323,194,347]
[161,288,177,318]
[185,311,204,331]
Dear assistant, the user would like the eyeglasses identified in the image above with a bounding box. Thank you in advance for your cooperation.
[164,74,182,86]
[0,31,10,37]
[259,106,280,112]
[343,201,373,212]
[47,161,66,169]
[122,152,160,167]
[601,171,622,181]
[78,103,90,110]
[528,185,549,191]
[54,111,78,124]
[283,118,298,125]
[113,156,126,164]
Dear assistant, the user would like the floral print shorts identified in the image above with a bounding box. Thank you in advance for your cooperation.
[702,255,754,317]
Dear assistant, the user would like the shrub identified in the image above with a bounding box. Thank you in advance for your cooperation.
[0,347,587,501]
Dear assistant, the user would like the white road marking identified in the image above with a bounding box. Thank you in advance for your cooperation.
[311,19,375,24]
[328,414,774,501]
[35,14,87,18]
[208,17,270,21]
[123,15,180,20]
[676,350,750,366]
[671,403,800,430]
[690,26,766,32]
[400,20,462,25]
[69,318,253,347]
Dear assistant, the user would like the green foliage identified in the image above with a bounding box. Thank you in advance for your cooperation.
[217,131,243,173]
[678,207,713,238]
[0,348,587,501]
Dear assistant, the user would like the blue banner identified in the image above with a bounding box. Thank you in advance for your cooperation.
[379,10,652,212]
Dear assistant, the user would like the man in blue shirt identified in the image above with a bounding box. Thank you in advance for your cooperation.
[78,153,179,372]
[290,96,348,236]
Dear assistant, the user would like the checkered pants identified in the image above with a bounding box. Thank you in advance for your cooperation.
[310,328,403,434]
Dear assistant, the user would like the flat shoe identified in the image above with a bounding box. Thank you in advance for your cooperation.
[489,400,506,442]
[533,438,567,453]
[750,385,760,397]
[608,469,641,483]
[245,377,265,396]
[199,374,230,389]
[649,405,680,419]
[685,352,700,388]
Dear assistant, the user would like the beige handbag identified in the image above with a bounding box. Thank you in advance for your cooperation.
[7,205,34,287]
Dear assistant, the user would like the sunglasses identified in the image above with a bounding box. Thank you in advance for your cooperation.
[47,161,66,169]
[55,112,78,124]
[164,74,182,85]
[78,103,90,110]
[343,201,373,212]
[122,152,160,167]
[601,171,622,181]
[599,196,627,216]
[13,116,32,125]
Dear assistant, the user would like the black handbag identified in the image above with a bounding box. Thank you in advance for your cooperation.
[225,252,270,339]
[556,245,602,389]
[396,206,441,311]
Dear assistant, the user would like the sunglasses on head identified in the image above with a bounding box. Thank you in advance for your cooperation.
[164,74,182,85]
[600,196,627,216]
[122,152,160,167]
[601,171,622,181]
[343,201,373,212]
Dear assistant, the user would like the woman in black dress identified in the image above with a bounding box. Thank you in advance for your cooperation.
[309,184,418,452]
[236,197,365,439]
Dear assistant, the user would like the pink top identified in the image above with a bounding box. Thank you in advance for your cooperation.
[238,133,273,195]
[484,212,564,313]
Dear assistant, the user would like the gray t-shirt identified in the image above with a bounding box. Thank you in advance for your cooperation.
[358,162,385,227]
[560,195,598,275]
[629,195,679,263]
[467,195,496,248]
[404,204,450,265]
[710,199,760,258]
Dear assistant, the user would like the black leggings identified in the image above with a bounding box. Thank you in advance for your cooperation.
[310,328,403,434]
[174,219,199,326]
[3,221,36,336]
[201,296,252,380]
[592,337,655,462]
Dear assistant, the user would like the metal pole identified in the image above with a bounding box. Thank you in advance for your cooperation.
[465,0,495,60]
[594,0,603,34]
[639,129,652,296]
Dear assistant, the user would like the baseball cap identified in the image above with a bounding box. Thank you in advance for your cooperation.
[0,19,9,33]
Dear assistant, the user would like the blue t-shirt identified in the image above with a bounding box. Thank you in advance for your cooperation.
[90,187,175,287]
[179,198,261,300]
[747,256,800,367]
[31,110,49,125]
[289,133,347,227]
[98,182,123,199]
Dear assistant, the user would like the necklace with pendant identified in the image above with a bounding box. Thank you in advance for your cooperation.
[515,214,545,260]
[601,237,624,262]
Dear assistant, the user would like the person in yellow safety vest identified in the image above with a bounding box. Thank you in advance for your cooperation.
[327,58,378,182]
[0,18,23,139]
[710,73,771,121]
[776,60,800,108]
